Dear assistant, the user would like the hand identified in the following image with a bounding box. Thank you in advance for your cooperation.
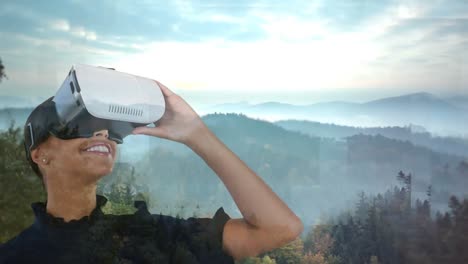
[132,81,207,145]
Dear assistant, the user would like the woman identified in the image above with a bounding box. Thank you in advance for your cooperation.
[0,81,303,263]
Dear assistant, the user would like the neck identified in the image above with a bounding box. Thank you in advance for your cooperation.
[45,180,98,222]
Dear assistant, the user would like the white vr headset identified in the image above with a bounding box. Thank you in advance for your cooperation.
[50,64,166,143]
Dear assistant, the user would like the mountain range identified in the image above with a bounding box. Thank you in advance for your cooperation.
[275,120,468,158]
[129,113,468,223]
[201,92,468,137]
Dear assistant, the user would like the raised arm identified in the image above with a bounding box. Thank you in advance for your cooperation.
[186,123,303,260]
[133,81,303,260]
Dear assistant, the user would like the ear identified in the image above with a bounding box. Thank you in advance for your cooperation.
[31,147,45,165]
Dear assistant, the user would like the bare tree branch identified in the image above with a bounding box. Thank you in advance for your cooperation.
[0,57,7,83]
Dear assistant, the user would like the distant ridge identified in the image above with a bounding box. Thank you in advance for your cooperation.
[364,92,460,111]
[275,119,468,158]
[204,92,468,137]
[445,95,468,111]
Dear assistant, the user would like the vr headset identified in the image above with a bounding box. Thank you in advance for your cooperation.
[49,64,165,143]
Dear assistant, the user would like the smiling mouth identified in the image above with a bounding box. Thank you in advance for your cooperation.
[83,144,112,156]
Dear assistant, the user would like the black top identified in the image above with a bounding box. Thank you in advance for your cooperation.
[0,195,235,264]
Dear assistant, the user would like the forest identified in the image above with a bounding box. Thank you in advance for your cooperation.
[239,175,468,264]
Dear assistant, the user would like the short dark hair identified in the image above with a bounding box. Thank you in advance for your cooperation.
[23,97,58,180]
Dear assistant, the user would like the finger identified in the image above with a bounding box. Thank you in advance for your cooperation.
[155,80,174,97]
[132,126,167,139]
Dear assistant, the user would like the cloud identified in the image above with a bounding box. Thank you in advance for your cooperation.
[204,14,244,24]
[70,26,98,41]
[256,14,329,41]
[110,37,381,93]
[313,0,395,31]
[106,0,467,93]
[47,18,97,40]
[49,19,71,31]
[1,0,467,98]
[427,0,468,19]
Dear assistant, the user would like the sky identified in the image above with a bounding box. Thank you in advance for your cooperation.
[0,0,467,106]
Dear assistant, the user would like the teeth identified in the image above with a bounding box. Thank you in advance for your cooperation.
[85,145,109,153]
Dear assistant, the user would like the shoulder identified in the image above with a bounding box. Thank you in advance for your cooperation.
[149,206,234,263]
[0,224,44,262]
[130,200,231,236]
[1,204,235,264]
[101,201,235,263]
[148,207,230,241]
[0,224,40,248]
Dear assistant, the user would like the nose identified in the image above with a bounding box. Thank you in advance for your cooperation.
[93,129,109,138]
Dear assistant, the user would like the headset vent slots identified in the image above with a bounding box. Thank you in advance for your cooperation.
[108,105,143,116]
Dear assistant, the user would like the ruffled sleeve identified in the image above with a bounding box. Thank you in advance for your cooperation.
[187,207,231,251]
[152,206,235,263]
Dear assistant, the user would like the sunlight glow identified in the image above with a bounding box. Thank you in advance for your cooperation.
[112,38,381,92]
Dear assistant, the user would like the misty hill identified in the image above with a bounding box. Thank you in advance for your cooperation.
[275,120,468,158]
[445,95,468,112]
[204,92,468,137]
[124,113,468,224]
[364,92,457,111]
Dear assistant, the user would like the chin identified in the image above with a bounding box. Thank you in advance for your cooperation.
[93,158,115,172]
[97,166,114,177]
[84,165,114,180]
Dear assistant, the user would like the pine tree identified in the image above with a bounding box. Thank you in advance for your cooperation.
[397,171,412,211]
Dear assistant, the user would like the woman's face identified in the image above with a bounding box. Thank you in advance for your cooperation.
[35,129,118,185]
